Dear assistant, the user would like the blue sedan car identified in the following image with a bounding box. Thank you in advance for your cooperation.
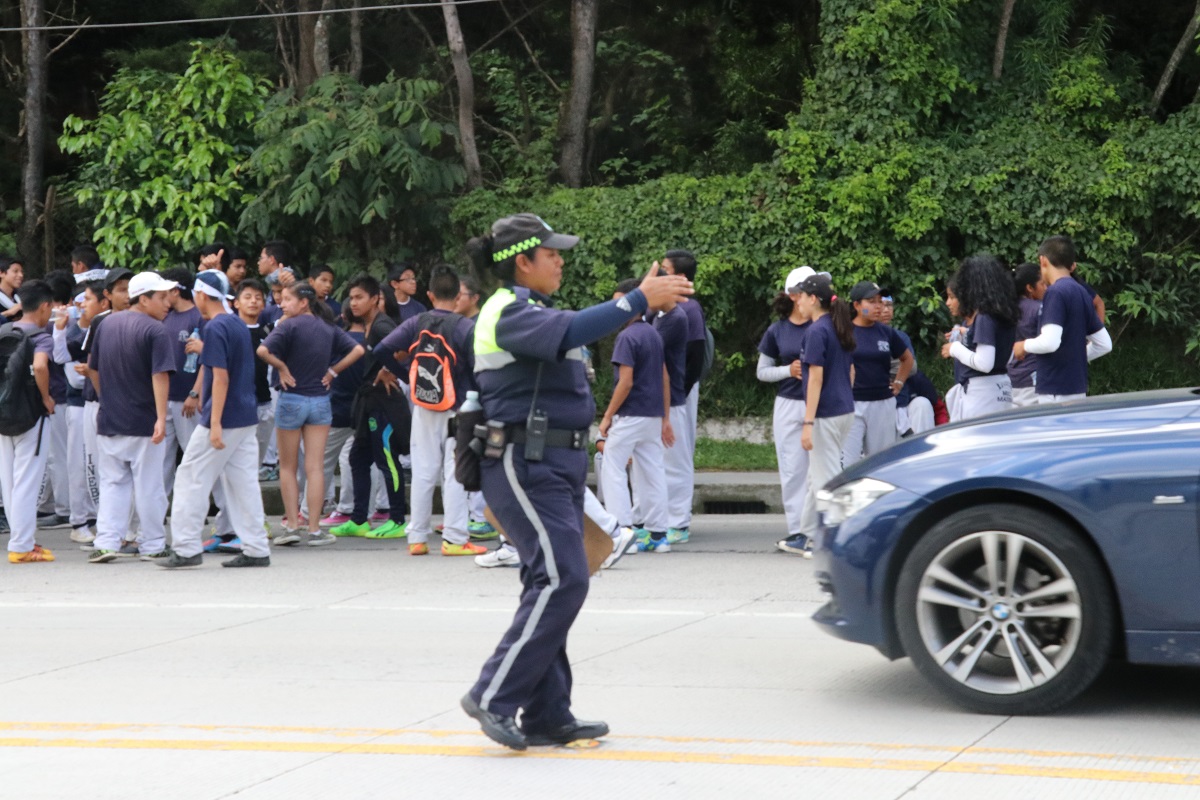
[812,389,1200,714]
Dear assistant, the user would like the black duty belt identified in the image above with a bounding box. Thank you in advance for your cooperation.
[507,425,589,450]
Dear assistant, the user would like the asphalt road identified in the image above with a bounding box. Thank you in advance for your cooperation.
[2,514,1199,799]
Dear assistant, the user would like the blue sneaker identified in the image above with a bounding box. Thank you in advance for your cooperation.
[776,533,810,555]
[666,527,689,545]
[633,527,650,546]
[202,536,223,553]
[637,535,671,553]
[468,520,498,540]
[216,536,243,553]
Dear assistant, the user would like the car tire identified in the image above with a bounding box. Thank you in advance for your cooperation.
[894,504,1114,715]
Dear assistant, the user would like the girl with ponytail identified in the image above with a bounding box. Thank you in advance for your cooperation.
[258,280,365,544]
[778,272,856,557]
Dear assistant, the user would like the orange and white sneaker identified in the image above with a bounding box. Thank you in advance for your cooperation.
[441,541,487,557]
[9,545,55,564]
[408,542,429,556]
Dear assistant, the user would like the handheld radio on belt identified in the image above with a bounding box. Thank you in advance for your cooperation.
[523,363,548,462]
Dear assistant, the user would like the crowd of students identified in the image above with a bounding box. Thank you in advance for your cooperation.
[759,234,1112,557]
[0,233,1112,567]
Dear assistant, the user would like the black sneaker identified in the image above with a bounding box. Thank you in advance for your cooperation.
[157,552,203,569]
[0,511,9,534]
[222,553,270,568]
[37,513,71,529]
[139,547,173,562]
[776,533,810,555]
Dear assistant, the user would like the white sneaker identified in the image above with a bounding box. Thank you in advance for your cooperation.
[475,546,519,568]
[70,527,95,544]
[603,527,638,570]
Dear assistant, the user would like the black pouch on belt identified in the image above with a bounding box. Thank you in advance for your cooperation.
[454,406,486,492]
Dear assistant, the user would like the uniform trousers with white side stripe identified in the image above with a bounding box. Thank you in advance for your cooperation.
[95,434,168,554]
[772,396,810,536]
[469,443,590,729]
[599,414,668,532]
[408,405,468,545]
[0,419,50,553]
[170,425,270,559]
[66,404,95,528]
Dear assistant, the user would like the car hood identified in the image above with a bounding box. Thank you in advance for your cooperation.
[833,388,1200,490]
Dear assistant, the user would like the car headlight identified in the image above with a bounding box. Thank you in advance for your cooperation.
[816,478,896,527]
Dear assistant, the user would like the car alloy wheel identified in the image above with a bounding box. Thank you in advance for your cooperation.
[895,504,1114,714]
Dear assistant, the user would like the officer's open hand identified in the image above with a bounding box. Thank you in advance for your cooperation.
[639,261,693,312]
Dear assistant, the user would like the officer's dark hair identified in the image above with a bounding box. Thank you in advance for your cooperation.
[84,279,109,305]
[1013,262,1041,298]
[387,261,416,282]
[663,249,697,281]
[262,239,292,266]
[1038,235,1075,269]
[347,273,381,297]
[162,266,196,302]
[18,279,53,312]
[614,278,641,296]
[283,281,336,324]
[235,278,266,300]
[953,254,1019,326]
[772,292,794,320]
[44,270,76,305]
[429,264,460,301]
[199,243,231,270]
[70,245,100,268]
[226,246,249,264]
[308,262,335,280]
[466,234,517,282]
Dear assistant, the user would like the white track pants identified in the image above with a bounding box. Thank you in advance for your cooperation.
[583,486,618,537]
[959,374,1013,421]
[842,397,897,467]
[601,414,667,532]
[83,401,100,511]
[663,403,693,530]
[408,406,467,545]
[906,397,935,434]
[772,396,809,536]
[67,404,95,527]
[163,399,199,498]
[95,434,167,554]
[1,420,50,553]
[1037,392,1086,404]
[170,425,269,559]
[800,413,854,538]
[1011,386,1038,408]
[37,409,69,516]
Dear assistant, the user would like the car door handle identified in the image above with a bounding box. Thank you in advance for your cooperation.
[1153,495,1186,505]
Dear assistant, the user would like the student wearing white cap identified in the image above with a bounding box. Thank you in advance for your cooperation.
[758,266,815,549]
[86,271,178,563]
[159,272,270,568]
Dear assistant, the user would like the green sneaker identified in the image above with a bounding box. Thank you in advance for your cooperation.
[666,527,690,545]
[633,527,650,546]
[468,520,498,540]
[330,520,370,538]
[365,520,408,539]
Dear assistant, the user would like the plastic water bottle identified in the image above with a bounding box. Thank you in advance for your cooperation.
[460,390,482,415]
[183,327,200,373]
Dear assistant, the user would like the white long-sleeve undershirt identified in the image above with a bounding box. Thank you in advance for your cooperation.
[949,341,995,373]
[1023,323,1063,355]
[756,353,792,383]
[1086,327,1113,361]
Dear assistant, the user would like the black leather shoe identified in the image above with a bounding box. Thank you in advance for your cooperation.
[524,719,610,746]
[461,693,527,750]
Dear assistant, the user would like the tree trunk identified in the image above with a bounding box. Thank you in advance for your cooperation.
[1149,0,1200,115]
[20,0,47,273]
[559,0,598,188]
[349,0,363,80]
[441,0,482,189]
[313,0,335,79]
[992,0,1017,81]
[297,0,319,92]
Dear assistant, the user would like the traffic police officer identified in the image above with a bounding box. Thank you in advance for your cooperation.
[460,214,692,750]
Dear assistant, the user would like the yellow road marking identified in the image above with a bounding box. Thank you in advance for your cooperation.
[1,725,1199,785]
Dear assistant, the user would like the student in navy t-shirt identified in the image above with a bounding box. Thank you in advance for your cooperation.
[258,282,364,545]
[788,273,857,557]
[1013,235,1112,403]
[599,278,673,552]
[661,249,704,536]
[87,271,179,563]
[651,299,690,543]
[374,265,479,557]
[842,281,913,466]
[1,280,57,562]
[1008,262,1045,408]
[161,271,271,569]
[159,266,206,498]
[758,267,815,546]
[940,255,1018,420]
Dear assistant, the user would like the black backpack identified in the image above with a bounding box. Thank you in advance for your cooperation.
[0,323,44,436]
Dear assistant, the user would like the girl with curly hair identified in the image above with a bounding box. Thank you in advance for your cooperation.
[941,255,1018,420]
